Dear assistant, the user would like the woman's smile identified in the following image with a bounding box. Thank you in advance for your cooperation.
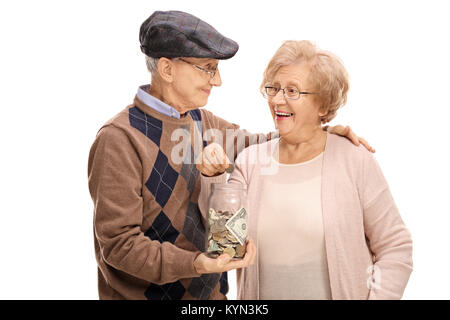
[274,108,294,121]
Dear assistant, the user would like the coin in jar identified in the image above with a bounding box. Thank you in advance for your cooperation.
[210,223,226,234]
[218,237,230,246]
[235,244,246,258]
[226,232,238,243]
[223,246,236,258]
[212,231,227,242]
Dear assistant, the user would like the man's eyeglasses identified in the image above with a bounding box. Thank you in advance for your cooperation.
[264,85,315,100]
[177,58,219,79]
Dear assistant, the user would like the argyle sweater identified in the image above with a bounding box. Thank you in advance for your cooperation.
[88,96,274,300]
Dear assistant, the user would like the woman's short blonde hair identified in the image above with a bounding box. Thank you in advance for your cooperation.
[261,40,349,124]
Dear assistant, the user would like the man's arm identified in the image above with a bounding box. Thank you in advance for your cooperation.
[325,125,375,153]
[88,125,201,285]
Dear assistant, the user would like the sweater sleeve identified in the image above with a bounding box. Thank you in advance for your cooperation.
[227,150,249,187]
[360,152,413,299]
[88,125,201,285]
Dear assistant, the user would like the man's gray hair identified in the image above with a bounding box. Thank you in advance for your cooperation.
[145,56,160,76]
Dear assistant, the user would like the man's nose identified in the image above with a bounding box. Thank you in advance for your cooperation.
[209,70,222,87]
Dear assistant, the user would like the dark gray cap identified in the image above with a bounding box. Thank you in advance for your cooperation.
[139,10,239,60]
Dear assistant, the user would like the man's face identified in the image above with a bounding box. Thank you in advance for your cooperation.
[171,57,222,111]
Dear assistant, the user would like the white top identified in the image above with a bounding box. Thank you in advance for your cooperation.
[257,151,332,299]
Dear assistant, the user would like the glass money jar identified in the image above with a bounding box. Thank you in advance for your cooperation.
[206,183,248,260]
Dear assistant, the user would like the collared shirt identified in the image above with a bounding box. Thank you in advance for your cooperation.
[137,84,181,119]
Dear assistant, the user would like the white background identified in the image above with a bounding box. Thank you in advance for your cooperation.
[1,0,449,299]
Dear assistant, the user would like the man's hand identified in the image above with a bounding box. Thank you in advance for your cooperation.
[193,238,256,274]
[196,142,231,177]
[327,125,376,153]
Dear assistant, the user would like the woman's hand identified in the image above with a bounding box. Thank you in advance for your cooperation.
[193,238,256,274]
[327,125,376,153]
[196,142,231,177]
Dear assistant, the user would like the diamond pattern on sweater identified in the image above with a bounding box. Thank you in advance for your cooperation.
[145,151,179,208]
[182,202,205,251]
[179,159,198,196]
[189,109,207,148]
[145,281,185,300]
[219,272,228,295]
[189,109,202,132]
[129,106,162,147]
[178,128,199,196]
[188,273,220,300]
[144,210,179,244]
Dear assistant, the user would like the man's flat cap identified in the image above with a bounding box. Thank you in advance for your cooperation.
[139,10,239,60]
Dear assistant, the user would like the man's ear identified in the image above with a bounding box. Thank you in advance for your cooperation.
[157,57,175,83]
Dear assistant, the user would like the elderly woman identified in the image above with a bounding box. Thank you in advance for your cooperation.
[198,40,413,300]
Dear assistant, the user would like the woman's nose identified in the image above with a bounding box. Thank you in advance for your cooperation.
[272,89,286,104]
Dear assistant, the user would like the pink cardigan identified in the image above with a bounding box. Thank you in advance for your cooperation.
[199,132,413,300]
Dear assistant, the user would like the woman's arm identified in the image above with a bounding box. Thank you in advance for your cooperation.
[361,152,413,299]
[227,149,249,187]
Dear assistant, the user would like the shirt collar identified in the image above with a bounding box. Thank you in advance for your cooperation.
[137,84,181,119]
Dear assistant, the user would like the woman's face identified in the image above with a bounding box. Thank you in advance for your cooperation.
[267,62,324,141]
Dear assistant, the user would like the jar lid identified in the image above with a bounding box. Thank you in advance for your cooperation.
[212,183,247,191]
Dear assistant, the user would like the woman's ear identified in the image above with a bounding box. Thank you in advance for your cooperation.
[318,107,329,118]
[157,57,175,83]
[318,107,329,124]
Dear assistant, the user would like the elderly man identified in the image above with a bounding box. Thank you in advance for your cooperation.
[88,10,373,300]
